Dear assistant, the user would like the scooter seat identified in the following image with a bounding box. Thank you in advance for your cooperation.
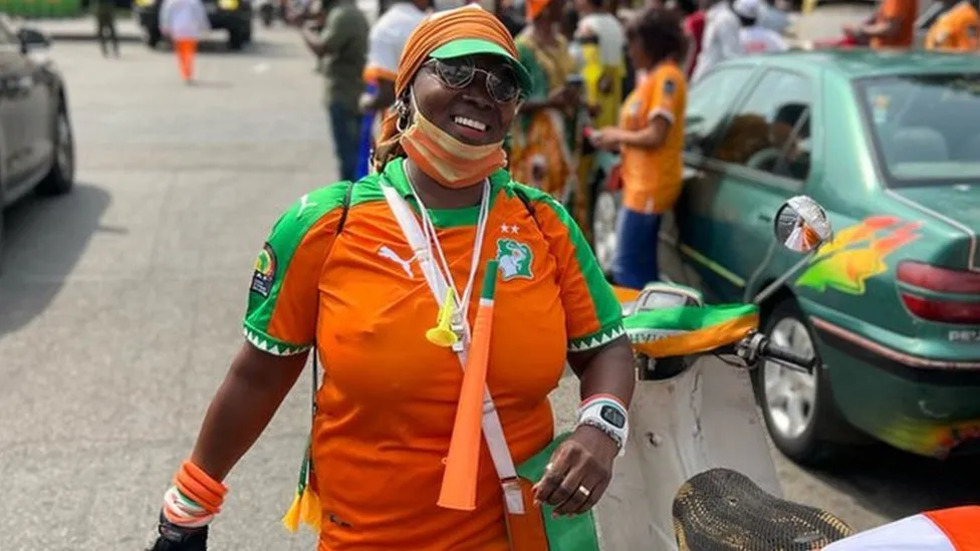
[672,468,854,551]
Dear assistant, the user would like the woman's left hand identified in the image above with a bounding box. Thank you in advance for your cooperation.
[531,424,619,516]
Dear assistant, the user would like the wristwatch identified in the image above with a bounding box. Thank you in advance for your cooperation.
[576,396,629,456]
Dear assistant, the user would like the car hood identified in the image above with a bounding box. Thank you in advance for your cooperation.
[891,184,980,269]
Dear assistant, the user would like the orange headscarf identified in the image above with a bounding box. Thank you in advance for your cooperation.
[372,5,520,172]
[525,0,551,20]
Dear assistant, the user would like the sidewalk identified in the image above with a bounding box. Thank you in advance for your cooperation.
[26,16,144,42]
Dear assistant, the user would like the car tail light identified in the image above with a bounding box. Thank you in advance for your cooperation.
[897,261,980,325]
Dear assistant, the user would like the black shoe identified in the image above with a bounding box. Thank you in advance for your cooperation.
[146,511,209,551]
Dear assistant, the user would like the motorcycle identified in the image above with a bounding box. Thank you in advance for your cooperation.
[593,195,853,550]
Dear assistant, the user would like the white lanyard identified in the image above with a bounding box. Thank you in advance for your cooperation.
[381,180,525,515]
[404,161,491,348]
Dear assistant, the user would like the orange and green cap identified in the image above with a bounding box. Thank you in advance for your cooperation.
[429,38,533,97]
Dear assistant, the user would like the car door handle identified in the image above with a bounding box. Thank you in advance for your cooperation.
[757,212,773,223]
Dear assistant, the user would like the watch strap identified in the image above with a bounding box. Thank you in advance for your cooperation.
[576,395,629,457]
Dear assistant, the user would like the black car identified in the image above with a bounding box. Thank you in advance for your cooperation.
[134,0,254,50]
[0,17,75,263]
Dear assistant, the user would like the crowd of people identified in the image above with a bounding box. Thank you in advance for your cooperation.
[93,0,980,287]
[133,0,980,289]
[292,0,802,289]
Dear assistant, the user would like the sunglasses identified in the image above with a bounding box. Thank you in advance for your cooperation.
[424,57,523,104]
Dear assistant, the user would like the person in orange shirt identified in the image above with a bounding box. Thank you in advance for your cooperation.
[591,7,688,289]
[145,5,636,551]
[925,0,980,51]
[843,0,917,49]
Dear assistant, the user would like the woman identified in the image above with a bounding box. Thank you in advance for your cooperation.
[592,8,687,290]
[160,0,211,83]
[507,0,584,202]
[146,5,635,551]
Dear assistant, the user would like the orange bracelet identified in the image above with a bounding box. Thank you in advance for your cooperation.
[183,461,228,499]
[174,461,227,514]
[175,473,221,514]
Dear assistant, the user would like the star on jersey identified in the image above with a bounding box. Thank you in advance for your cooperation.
[500,223,520,234]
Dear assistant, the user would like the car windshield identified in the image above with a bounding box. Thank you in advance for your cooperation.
[856,73,980,187]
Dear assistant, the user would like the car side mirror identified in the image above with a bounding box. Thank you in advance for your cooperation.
[773,195,833,253]
[751,195,835,305]
[18,27,51,53]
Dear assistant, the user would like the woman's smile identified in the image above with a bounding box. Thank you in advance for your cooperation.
[450,109,495,142]
[453,115,488,133]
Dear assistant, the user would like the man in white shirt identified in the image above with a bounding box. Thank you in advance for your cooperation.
[757,0,791,34]
[353,0,429,178]
[358,0,431,113]
[691,0,742,83]
[733,0,788,53]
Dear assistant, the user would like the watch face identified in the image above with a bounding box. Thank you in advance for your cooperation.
[600,405,626,429]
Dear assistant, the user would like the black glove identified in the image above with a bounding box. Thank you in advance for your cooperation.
[146,510,209,551]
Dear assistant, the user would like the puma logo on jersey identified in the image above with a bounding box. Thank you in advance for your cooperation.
[296,194,318,218]
[378,245,413,278]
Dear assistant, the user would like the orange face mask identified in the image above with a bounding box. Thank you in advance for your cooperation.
[399,91,508,189]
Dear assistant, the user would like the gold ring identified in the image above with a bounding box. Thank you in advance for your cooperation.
[577,485,591,497]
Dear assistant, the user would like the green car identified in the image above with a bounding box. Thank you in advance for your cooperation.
[591,50,980,465]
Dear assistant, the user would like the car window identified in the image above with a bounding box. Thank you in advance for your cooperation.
[857,73,980,187]
[712,69,813,182]
[684,67,755,155]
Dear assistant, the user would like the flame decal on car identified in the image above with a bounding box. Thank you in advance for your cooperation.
[795,216,924,295]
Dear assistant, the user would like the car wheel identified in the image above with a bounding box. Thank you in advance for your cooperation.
[37,105,75,196]
[752,298,844,466]
[591,188,620,278]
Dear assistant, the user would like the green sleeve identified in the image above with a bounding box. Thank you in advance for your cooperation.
[243,183,349,355]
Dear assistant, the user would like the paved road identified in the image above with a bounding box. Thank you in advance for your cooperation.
[0,19,974,551]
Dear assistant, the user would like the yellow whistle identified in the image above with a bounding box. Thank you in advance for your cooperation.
[426,288,459,348]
